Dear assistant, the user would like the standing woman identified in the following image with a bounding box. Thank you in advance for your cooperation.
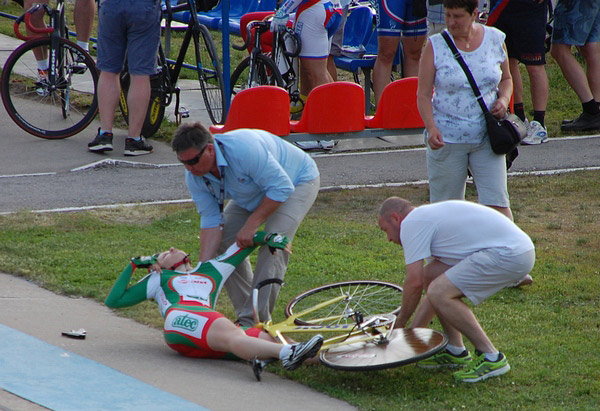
[417,0,514,220]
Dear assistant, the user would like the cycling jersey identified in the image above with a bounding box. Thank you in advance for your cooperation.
[279,0,342,58]
[105,233,274,359]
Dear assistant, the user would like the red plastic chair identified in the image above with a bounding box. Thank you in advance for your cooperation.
[365,77,424,129]
[209,86,291,136]
[290,82,365,133]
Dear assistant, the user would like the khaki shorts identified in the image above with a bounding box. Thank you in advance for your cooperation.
[443,248,535,305]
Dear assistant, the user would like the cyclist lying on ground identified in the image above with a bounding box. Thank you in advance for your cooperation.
[105,231,323,371]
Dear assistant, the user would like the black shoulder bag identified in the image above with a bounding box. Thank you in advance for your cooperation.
[441,30,526,157]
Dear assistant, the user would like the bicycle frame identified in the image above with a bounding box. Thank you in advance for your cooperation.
[252,280,396,353]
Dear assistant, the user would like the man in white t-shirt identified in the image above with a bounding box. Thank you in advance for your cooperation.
[377,197,535,383]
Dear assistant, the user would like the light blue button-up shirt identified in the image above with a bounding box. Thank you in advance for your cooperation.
[185,129,320,229]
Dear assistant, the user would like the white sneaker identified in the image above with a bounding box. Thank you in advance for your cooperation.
[522,120,548,145]
[294,140,334,151]
[36,69,49,97]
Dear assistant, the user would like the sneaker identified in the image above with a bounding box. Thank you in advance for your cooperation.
[453,351,511,383]
[417,348,472,369]
[560,112,600,132]
[36,69,49,97]
[522,120,548,145]
[294,140,334,151]
[508,274,533,288]
[71,54,88,74]
[281,334,323,371]
[87,129,114,152]
[124,137,153,156]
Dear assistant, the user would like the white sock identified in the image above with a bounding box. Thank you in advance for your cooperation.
[445,344,466,355]
[278,344,292,360]
[129,136,142,141]
[484,352,500,362]
[37,60,49,71]
[77,41,89,51]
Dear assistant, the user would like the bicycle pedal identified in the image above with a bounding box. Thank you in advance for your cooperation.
[71,63,88,75]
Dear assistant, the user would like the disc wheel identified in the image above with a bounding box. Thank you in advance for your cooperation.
[285,281,403,326]
[1,37,98,139]
[230,54,285,99]
[320,328,447,371]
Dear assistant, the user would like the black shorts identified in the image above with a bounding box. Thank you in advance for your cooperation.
[493,0,548,65]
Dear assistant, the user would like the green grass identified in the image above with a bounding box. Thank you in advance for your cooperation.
[1,171,599,410]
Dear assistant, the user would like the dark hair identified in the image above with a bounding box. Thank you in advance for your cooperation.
[443,0,478,14]
[171,122,214,153]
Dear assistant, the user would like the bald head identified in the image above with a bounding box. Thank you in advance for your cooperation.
[378,197,414,221]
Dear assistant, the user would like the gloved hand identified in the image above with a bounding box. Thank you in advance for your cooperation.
[131,254,159,268]
[270,10,289,32]
[265,233,290,254]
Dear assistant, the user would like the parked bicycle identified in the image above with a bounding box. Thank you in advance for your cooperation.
[231,19,304,112]
[119,0,226,138]
[0,0,99,139]
[251,279,447,380]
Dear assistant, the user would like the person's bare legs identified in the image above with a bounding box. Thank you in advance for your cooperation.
[97,70,121,131]
[579,42,600,101]
[126,74,151,137]
[373,36,400,104]
[23,0,49,62]
[427,274,497,353]
[206,318,284,360]
[327,55,338,81]
[401,35,426,77]
[551,43,594,103]
[73,0,95,44]
[409,259,451,328]
[299,57,332,96]
[526,64,549,112]
[509,58,523,108]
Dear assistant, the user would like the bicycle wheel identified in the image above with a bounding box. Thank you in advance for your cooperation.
[320,328,447,371]
[193,24,226,125]
[230,54,285,98]
[1,37,98,139]
[285,281,403,326]
[119,61,167,138]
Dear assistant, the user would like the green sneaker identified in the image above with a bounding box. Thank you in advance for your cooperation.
[453,351,511,383]
[417,349,472,369]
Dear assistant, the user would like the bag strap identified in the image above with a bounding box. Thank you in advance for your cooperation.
[441,30,490,115]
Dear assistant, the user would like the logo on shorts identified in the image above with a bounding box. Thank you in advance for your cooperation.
[172,314,199,332]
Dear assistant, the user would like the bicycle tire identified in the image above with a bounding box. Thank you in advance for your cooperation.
[320,328,447,371]
[194,24,226,125]
[1,37,98,139]
[230,54,285,98]
[285,281,403,326]
[119,60,167,138]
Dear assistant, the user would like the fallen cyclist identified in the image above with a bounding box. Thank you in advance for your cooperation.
[105,231,323,372]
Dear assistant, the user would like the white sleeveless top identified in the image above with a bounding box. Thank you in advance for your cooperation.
[429,25,507,144]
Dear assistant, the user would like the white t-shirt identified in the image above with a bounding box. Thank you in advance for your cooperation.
[400,200,535,265]
[429,25,507,144]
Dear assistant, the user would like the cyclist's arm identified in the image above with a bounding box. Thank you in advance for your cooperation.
[105,263,152,308]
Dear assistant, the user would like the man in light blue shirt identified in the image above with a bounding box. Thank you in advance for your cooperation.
[172,122,320,326]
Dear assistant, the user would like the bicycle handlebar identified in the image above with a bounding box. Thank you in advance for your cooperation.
[14,4,54,41]
[252,278,284,325]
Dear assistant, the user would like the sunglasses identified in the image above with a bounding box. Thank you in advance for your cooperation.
[179,144,208,166]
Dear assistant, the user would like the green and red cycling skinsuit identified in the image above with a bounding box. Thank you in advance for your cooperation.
[105,232,286,359]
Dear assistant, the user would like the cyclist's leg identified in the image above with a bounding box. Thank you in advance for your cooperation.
[299,57,331,96]
[373,35,400,103]
[23,0,50,67]
[73,0,95,50]
[207,318,283,360]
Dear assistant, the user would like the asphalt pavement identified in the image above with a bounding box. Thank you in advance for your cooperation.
[1,31,600,411]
